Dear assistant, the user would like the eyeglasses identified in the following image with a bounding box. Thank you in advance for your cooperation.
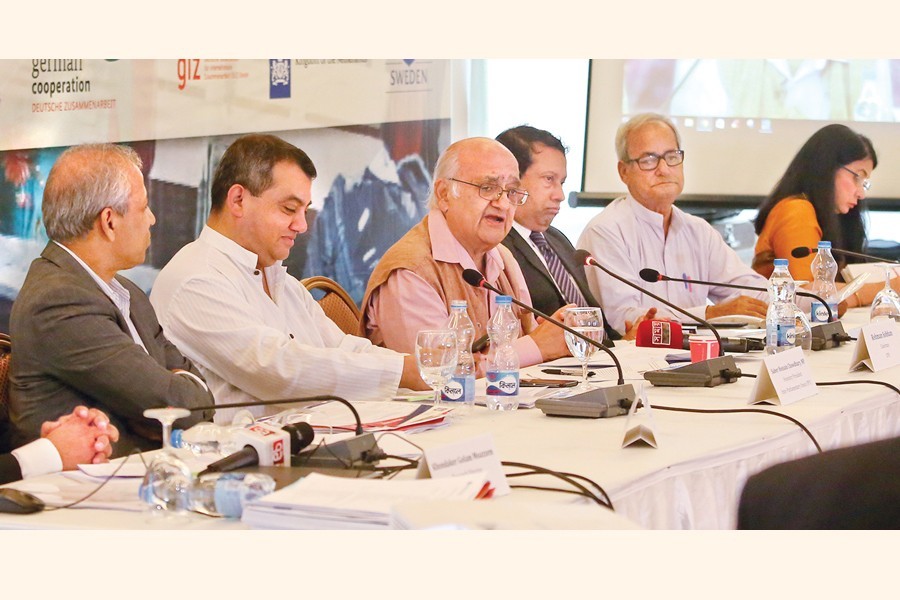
[448,178,529,206]
[625,149,685,171]
[841,165,871,191]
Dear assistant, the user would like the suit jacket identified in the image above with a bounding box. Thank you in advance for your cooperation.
[738,436,900,529]
[8,242,214,453]
[0,453,22,486]
[502,226,620,342]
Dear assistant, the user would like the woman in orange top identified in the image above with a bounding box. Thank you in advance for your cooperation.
[753,124,887,307]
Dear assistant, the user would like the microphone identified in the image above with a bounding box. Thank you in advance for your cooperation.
[635,319,764,353]
[574,250,741,387]
[792,246,900,264]
[639,267,848,351]
[199,421,315,475]
[461,268,634,418]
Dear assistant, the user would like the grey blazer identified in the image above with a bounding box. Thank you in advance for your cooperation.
[8,242,214,453]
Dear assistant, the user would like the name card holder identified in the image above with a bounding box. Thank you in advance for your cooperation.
[850,320,900,373]
[622,383,658,448]
[749,346,817,406]
[417,433,510,496]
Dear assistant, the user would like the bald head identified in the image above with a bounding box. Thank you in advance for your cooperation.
[43,144,143,242]
[428,137,519,209]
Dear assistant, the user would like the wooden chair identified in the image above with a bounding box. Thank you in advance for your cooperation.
[0,333,11,450]
[301,276,362,336]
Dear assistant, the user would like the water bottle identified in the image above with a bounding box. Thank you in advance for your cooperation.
[189,472,276,519]
[442,300,476,412]
[171,422,241,458]
[809,240,839,323]
[485,295,520,410]
[766,259,797,354]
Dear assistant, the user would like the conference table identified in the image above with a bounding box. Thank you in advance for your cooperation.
[1,308,898,530]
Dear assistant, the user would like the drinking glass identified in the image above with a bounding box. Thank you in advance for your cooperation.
[869,266,900,322]
[415,329,458,405]
[139,407,193,517]
[563,307,605,389]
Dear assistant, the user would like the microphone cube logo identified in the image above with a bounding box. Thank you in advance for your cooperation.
[486,372,519,396]
[652,321,671,345]
[272,439,285,465]
[441,378,464,402]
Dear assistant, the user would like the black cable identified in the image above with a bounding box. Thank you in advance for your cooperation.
[817,379,900,396]
[502,460,612,509]
[43,450,141,511]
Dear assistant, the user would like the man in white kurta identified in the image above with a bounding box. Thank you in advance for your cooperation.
[576,113,768,334]
[150,134,423,423]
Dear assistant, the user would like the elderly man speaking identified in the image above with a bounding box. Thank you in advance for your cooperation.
[361,137,569,367]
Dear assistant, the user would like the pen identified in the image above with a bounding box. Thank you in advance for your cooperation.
[542,368,596,378]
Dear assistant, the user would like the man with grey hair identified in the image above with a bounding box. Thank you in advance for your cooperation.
[9,144,213,452]
[576,113,768,333]
[360,137,569,367]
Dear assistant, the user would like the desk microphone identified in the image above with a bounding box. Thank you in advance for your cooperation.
[791,246,900,265]
[199,421,315,475]
[639,268,850,351]
[635,319,764,353]
[573,250,741,387]
[461,268,634,418]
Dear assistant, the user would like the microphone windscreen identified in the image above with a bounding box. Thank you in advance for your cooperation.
[639,268,661,283]
[791,246,812,258]
[284,422,315,454]
[462,268,486,288]
[573,249,593,266]
[635,319,683,349]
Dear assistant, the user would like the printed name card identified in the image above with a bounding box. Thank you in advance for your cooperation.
[749,346,817,406]
[850,320,900,372]
[418,433,510,496]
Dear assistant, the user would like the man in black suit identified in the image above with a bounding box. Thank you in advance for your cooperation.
[497,126,654,341]
[738,436,900,529]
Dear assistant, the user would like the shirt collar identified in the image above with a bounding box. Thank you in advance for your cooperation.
[427,208,505,282]
[626,193,683,233]
[53,240,129,300]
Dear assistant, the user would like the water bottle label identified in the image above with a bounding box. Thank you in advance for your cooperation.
[486,371,519,396]
[810,302,838,323]
[213,473,247,519]
[441,375,474,403]
[767,323,796,347]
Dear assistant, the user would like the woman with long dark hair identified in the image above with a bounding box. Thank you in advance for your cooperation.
[753,124,890,307]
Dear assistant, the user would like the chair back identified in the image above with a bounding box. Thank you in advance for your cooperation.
[301,277,362,336]
[0,333,11,451]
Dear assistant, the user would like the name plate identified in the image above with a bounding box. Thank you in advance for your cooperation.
[850,320,900,372]
[749,346,817,406]
[418,433,510,496]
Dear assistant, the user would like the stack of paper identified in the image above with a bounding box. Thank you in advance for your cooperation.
[241,471,490,529]
[303,401,452,434]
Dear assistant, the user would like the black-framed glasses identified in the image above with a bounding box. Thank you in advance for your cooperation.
[841,165,871,191]
[626,149,685,171]
[448,178,529,206]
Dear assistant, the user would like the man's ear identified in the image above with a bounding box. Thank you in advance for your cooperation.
[225,183,247,217]
[97,207,117,241]
[434,178,452,212]
[617,160,628,183]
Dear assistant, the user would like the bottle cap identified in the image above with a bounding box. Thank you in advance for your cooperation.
[450,300,467,309]
[774,258,789,267]
[170,429,184,448]
[494,295,512,305]
[817,241,832,249]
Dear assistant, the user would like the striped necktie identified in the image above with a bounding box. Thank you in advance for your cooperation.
[529,231,587,307]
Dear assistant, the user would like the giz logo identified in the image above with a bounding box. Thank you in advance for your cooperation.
[177,59,201,90]
[272,439,285,465]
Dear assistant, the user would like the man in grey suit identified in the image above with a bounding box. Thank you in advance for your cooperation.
[497,126,654,341]
[8,144,214,453]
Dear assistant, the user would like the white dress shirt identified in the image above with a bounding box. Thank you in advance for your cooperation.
[576,195,767,333]
[150,226,404,423]
[10,438,63,479]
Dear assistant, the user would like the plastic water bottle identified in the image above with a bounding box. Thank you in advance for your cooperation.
[442,300,476,413]
[485,295,520,410]
[189,472,276,519]
[809,240,839,323]
[766,259,797,354]
[171,422,241,458]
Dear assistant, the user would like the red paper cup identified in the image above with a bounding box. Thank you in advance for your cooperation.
[689,335,719,363]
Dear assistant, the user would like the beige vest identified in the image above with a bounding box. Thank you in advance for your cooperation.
[359,216,536,343]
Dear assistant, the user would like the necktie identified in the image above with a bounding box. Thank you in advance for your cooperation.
[529,231,587,307]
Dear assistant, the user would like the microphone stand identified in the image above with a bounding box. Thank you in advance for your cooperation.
[645,271,848,351]
[463,269,635,418]
[794,246,900,265]
[574,251,741,388]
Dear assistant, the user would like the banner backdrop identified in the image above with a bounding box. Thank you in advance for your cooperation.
[0,59,452,331]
